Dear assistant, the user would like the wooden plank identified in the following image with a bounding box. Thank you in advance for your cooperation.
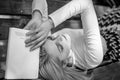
[0,0,110,15]
[0,0,70,15]
[0,0,32,15]
[0,18,30,40]
[47,0,69,14]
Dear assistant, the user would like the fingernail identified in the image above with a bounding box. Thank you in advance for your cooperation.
[25,44,28,47]
[30,49,32,52]
[27,43,32,47]
[25,40,28,43]
[30,48,34,52]
[25,40,27,43]
[25,39,30,43]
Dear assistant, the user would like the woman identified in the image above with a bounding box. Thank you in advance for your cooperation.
[25,0,104,80]
[38,28,106,80]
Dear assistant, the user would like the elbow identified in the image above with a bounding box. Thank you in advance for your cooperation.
[89,56,103,69]
[85,50,103,69]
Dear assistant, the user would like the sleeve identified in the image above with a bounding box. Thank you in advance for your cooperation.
[32,0,48,21]
[81,1,103,69]
[49,0,91,27]
[49,0,103,69]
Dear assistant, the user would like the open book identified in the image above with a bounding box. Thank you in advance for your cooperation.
[5,28,39,79]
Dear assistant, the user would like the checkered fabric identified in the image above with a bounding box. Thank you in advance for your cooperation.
[98,7,120,62]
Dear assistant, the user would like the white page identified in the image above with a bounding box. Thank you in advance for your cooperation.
[5,28,39,79]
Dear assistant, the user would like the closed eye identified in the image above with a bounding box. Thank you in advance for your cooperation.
[56,42,63,53]
[62,34,67,40]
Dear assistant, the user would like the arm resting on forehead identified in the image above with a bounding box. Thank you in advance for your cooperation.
[81,2,103,69]
[49,0,103,69]
[49,0,91,27]
[32,0,103,69]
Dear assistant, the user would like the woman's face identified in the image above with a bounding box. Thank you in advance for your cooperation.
[42,34,71,61]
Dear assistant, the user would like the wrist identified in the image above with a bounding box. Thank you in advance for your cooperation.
[32,10,42,20]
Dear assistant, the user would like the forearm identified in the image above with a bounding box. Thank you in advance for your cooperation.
[32,0,48,20]
[49,0,91,27]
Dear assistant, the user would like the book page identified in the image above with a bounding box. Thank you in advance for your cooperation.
[5,28,39,79]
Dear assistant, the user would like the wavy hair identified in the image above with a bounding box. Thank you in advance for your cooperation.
[38,47,92,80]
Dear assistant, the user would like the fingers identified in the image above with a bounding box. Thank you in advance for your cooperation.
[30,38,46,51]
[26,30,36,37]
[25,30,48,52]
[25,29,43,43]
[24,20,52,51]
[26,26,42,36]
[25,32,45,47]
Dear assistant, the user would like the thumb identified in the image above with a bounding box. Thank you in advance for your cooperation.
[24,21,33,30]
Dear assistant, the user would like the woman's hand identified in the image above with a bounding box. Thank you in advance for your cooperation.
[24,10,42,30]
[25,18,54,51]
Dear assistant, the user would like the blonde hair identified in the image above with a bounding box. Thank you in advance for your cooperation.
[39,47,92,80]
